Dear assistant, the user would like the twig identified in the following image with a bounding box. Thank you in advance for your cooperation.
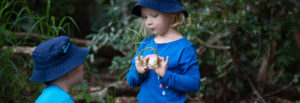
[201,77,207,82]
[222,59,233,69]
[247,77,267,103]
[13,32,43,38]
[230,41,266,102]
[263,79,294,98]
[196,31,231,55]
[195,38,231,50]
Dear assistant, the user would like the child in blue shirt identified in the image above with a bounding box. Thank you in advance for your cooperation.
[29,36,89,103]
[126,0,201,102]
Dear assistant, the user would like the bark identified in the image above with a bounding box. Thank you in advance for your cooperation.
[257,25,280,90]
[2,32,91,55]
[12,32,91,46]
[257,42,277,90]
[2,46,35,55]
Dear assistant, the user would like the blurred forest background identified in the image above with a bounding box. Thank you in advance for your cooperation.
[1,0,300,103]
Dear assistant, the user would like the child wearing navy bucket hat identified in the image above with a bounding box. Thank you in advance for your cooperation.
[127,0,201,103]
[29,36,89,103]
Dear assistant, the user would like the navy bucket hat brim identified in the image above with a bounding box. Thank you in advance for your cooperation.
[29,36,89,82]
[131,0,189,17]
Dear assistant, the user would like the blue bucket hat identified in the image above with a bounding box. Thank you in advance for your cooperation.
[131,0,189,17]
[29,36,89,82]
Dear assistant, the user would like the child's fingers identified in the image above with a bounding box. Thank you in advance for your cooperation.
[143,56,149,64]
[135,56,139,62]
[143,66,148,71]
[135,56,142,65]
[159,56,164,63]
[140,56,144,61]
[135,57,140,65]
[165,56,169,65]
[144,56,150,63]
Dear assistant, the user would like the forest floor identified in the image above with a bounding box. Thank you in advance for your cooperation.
[75,71,205,103]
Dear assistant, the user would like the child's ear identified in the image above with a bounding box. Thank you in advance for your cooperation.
[169,13,176,24]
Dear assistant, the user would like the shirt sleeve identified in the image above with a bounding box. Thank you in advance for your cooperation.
[159,45,201,93]
[126,40,149,88]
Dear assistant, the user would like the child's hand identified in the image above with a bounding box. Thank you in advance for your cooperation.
[150,56,169,78]
[135,56,149,75]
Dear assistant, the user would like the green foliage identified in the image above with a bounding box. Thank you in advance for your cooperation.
[0,40,44,102]
[28,0,80,36]
[72,80,94,103]
[187,0,299,100]
[1,0,299,102]
[88,0,300,102]
[87,0,149,80]
[87,0,146,50]
[71,62,106,103]
[0,0,41,102]
[109,50,135,80]
[0,0,83,102]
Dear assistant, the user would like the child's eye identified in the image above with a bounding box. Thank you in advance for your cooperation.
[152,14,158,17]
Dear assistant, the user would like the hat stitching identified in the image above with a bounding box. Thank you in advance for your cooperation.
[63,42,71,53]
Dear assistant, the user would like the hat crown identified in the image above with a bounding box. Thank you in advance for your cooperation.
[137,0,182,7]
[32,36,71,69]
[131,0,188,17]
[30,36,89,82]
[33,36,69,59]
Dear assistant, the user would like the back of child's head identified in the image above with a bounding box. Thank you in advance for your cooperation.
[29,36,89,84]
[131,0,188,27]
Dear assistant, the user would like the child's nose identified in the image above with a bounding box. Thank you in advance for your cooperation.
[146,19,153,25]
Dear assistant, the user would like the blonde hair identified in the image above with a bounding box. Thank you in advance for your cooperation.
[170,12,187,27]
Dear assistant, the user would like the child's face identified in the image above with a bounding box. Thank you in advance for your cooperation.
[141,7,172,36]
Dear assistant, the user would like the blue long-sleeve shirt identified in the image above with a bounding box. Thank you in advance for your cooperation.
[35,85,74,103]
[126,36,201,103]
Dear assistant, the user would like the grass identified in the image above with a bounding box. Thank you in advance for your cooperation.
[28,0,80,37]
[0,46,42,102]
[0,0,89,102]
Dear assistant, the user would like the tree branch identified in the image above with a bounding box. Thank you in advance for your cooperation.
[263,78,294,98]
[196,31,231,55]
[195,38,231,50]
[2,46,36,55]
[3,32,92,55]
[12,32,91,46]
[247,76,267,103]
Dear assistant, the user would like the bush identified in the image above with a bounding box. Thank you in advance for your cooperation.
[88,0,300,102]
